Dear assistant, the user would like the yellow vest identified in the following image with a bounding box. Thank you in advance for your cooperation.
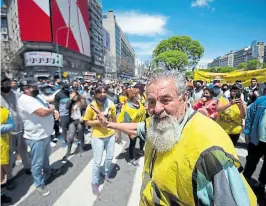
[216,97,242,134]
[0,107,11,165]
[140,112,256,206]
[117,101,146,123]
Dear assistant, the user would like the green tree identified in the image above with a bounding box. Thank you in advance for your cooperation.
[185,71,194,79]
[153,36,204,70]
[154,50,188,70]
[263,62,266,68]
[246,59,262,70]
[237,62,247,70]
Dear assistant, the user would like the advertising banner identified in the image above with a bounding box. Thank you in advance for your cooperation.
[194,68,266,87]
[103,28,110,50]
[51,0,91,56]
[24,52,63,67]
[18,0,52,42]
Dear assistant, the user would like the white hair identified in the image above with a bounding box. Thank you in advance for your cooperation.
[146,70,187,96]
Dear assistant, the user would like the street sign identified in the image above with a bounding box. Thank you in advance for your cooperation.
[63,72,68,78]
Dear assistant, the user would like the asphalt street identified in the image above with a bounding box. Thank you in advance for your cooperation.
[4,134,264,206]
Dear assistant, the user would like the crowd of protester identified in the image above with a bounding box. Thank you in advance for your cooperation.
[1,72,266,204]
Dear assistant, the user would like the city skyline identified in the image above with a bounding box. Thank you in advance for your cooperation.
[102,0,266,66]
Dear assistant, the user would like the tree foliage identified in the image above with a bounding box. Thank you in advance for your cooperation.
[153,36,204,70]
[237,62,247,70]
[245,59,262,70]
[154,50,188,70]
[185,71,194,79]
[263,62,266,68]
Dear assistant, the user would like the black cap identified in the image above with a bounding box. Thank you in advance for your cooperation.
[231,82,243,90]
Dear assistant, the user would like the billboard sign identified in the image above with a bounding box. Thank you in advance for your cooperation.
[24,52,63,67]
[103,28,110,50]
[18,0,52,42]
[51,0,91,56]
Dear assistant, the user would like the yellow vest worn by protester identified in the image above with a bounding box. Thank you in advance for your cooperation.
[140,112,256,206]
[117,101,146,123]
[0,107,11,165]
[216,96,242,134]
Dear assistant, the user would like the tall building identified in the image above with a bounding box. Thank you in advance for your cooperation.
[103,10,135,78]
[207,57,220,68]
[88,0,104,72]
[3,0,104,81]
[1,6,11,72]
[264,46,266,63]
[233,47,251,67]
[208,40,265,68]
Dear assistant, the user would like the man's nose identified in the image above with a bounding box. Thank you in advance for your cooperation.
[154,101,164,115]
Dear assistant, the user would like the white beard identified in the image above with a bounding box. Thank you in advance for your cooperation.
[147,114,180,153]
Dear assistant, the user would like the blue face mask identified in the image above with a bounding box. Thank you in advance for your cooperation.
[96,96,107,102]
[213,87,221,95]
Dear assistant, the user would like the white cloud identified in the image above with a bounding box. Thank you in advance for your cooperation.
[115,11,168,36]
[131,41,159,56]
[211,7,216,12]
[191,0,214,7]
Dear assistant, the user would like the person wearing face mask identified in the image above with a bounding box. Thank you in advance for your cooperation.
[193,87,218,120]
[1,75,31,190]
[83,85,117,196]
[192,80,204,103]
[211,82,223,100]
[221,83,230,99]
[118,88,146,166]
[18,80,56,196]
[62,91,87,163]
[107,87,120,111]
[54,83,71,147]
[216,83,247,146]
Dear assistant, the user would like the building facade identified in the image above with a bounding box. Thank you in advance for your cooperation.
[233,47,251,67]
[207,57,220,68]
[208,40,265,68]
[264,46,266,63]
[103,11,135,79]
[1,6,12,72]
[88,0,104,70]
[4,0,106,81]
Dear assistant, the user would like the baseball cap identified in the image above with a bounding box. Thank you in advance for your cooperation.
[214,76,222,81]
[231,82,243,90]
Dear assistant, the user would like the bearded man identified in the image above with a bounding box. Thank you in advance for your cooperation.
[91,71,257,206]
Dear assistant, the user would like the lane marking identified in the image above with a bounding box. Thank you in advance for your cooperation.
[12,143,76,206]
[53,141,126,206]
[127,156,144,206]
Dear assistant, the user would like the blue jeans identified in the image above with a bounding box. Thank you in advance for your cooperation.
[25,137,51,188]
[91,135,115,185]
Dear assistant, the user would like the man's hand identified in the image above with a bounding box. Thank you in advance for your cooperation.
[49,104,55,112]
[201,97,207,102]
[230,98,242,105]
[54,110,59,120]
[90,104,109,127]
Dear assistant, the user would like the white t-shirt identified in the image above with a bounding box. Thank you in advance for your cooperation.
[18,94,54,140]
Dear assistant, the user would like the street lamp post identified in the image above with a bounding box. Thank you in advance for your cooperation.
[55,25,73,79]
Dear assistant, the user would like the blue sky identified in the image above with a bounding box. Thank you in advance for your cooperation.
[102,0,266,66]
